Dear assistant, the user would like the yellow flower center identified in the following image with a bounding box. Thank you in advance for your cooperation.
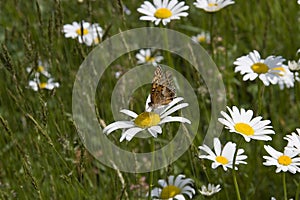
[37,66,45,72]
[208,3,218,7]
[154,8,172,19]
[198,36,206,43]
[251,63,269,74]
[94,37,100,44]
[76,28,89,36]
[273,67,285,76]
[145,55,155,63]
[160,185,181,199]
[234,123,255,136]
[216,156,229,164]
[39,82,47,89]
[134,112,160,128]
[278,155,292,166]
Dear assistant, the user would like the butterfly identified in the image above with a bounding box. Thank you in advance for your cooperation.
[148,66,176,109]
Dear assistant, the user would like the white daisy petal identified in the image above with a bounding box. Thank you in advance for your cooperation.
[159,116,191,124]
[199,138,247,171]
[120,109,138,118]
[199,183,221,196]
[104,96,190,142]
[219,106,275,142]
[150,174,195,199]
[137,0,189,26]
[160,103,189,118]
[194,0,235,12]
[233,50,285,86]
[120,127,143,142]
[263,145,300,174]
[104,121,135,135]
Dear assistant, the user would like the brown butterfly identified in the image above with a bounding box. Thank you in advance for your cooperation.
[148,66,176,109]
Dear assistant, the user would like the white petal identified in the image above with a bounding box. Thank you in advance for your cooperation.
[103,121,134,134]
[120,127,143,142]
[159,97,184,115]
[160,103,189,119]
[159,116,191,124]
[120,109,138,118]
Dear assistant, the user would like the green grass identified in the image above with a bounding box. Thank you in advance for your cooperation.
[0,0,300,199]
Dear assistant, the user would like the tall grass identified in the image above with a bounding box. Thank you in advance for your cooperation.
[0,0,299,199]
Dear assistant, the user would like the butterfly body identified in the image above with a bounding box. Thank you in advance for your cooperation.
[148,66,176,109]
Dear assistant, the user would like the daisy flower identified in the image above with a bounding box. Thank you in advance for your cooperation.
[29,77,60,91]
[198,183,221,196]
[218,106,275,142]
[284,128,300,154]
[103,96,190,142]
[136,49,164,66]
[149,174,195,199]
[123,5,131,15]
[271,197,294,200]
[63,21,103,46]
[194,0,235,12]
[26,60,51,78]
[137,0,189,26]
[271,64,295,89]
[263,145,300,174]
[233,50,285,86]
[199,138,247,171]
[191,31,210,44]
[288,60,300,71]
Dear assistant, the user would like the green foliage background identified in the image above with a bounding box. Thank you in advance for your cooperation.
[0,0,299,199]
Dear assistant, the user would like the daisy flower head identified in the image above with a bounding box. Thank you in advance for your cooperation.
[194,0,235,12]
[137,0,189,26]
[218,106,275,142]
[191,31,210,44]
[103,96,190,142]
[271,64,295,90]
[63,21,103,46]
[233,50,285,86]
[284,128,300,154]
[198,183,221,196]
[199,137,247,171]
[288,60,300,71]
[136,49,164,66]
[26,60,51,78]
[29,77,60,92]
[149,174,195,199]
[263,145,300,174]
[271,197,294,200]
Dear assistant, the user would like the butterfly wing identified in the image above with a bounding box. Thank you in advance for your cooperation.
[149,66,176,108]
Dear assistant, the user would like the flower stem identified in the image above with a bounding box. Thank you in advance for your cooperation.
[294,72,300,115]
[162,27,174,68]
[209,13,215,60]
[232,170,241,200]
[257,82,265,114]
[148,138,155,200]
[220,171,230,200]
[232,138,243,200]
[295,180,300,200]
[282,173,287,200]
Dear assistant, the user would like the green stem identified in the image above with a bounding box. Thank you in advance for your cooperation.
[148,138,155,200]
[257,82,265,114]
[161,27,174,68]
[295,180,300,200]
[232,138,243,200]
[294,72,300,114]
[209,13,215,60]
[282,173,287,200]
[220,171,230,200]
